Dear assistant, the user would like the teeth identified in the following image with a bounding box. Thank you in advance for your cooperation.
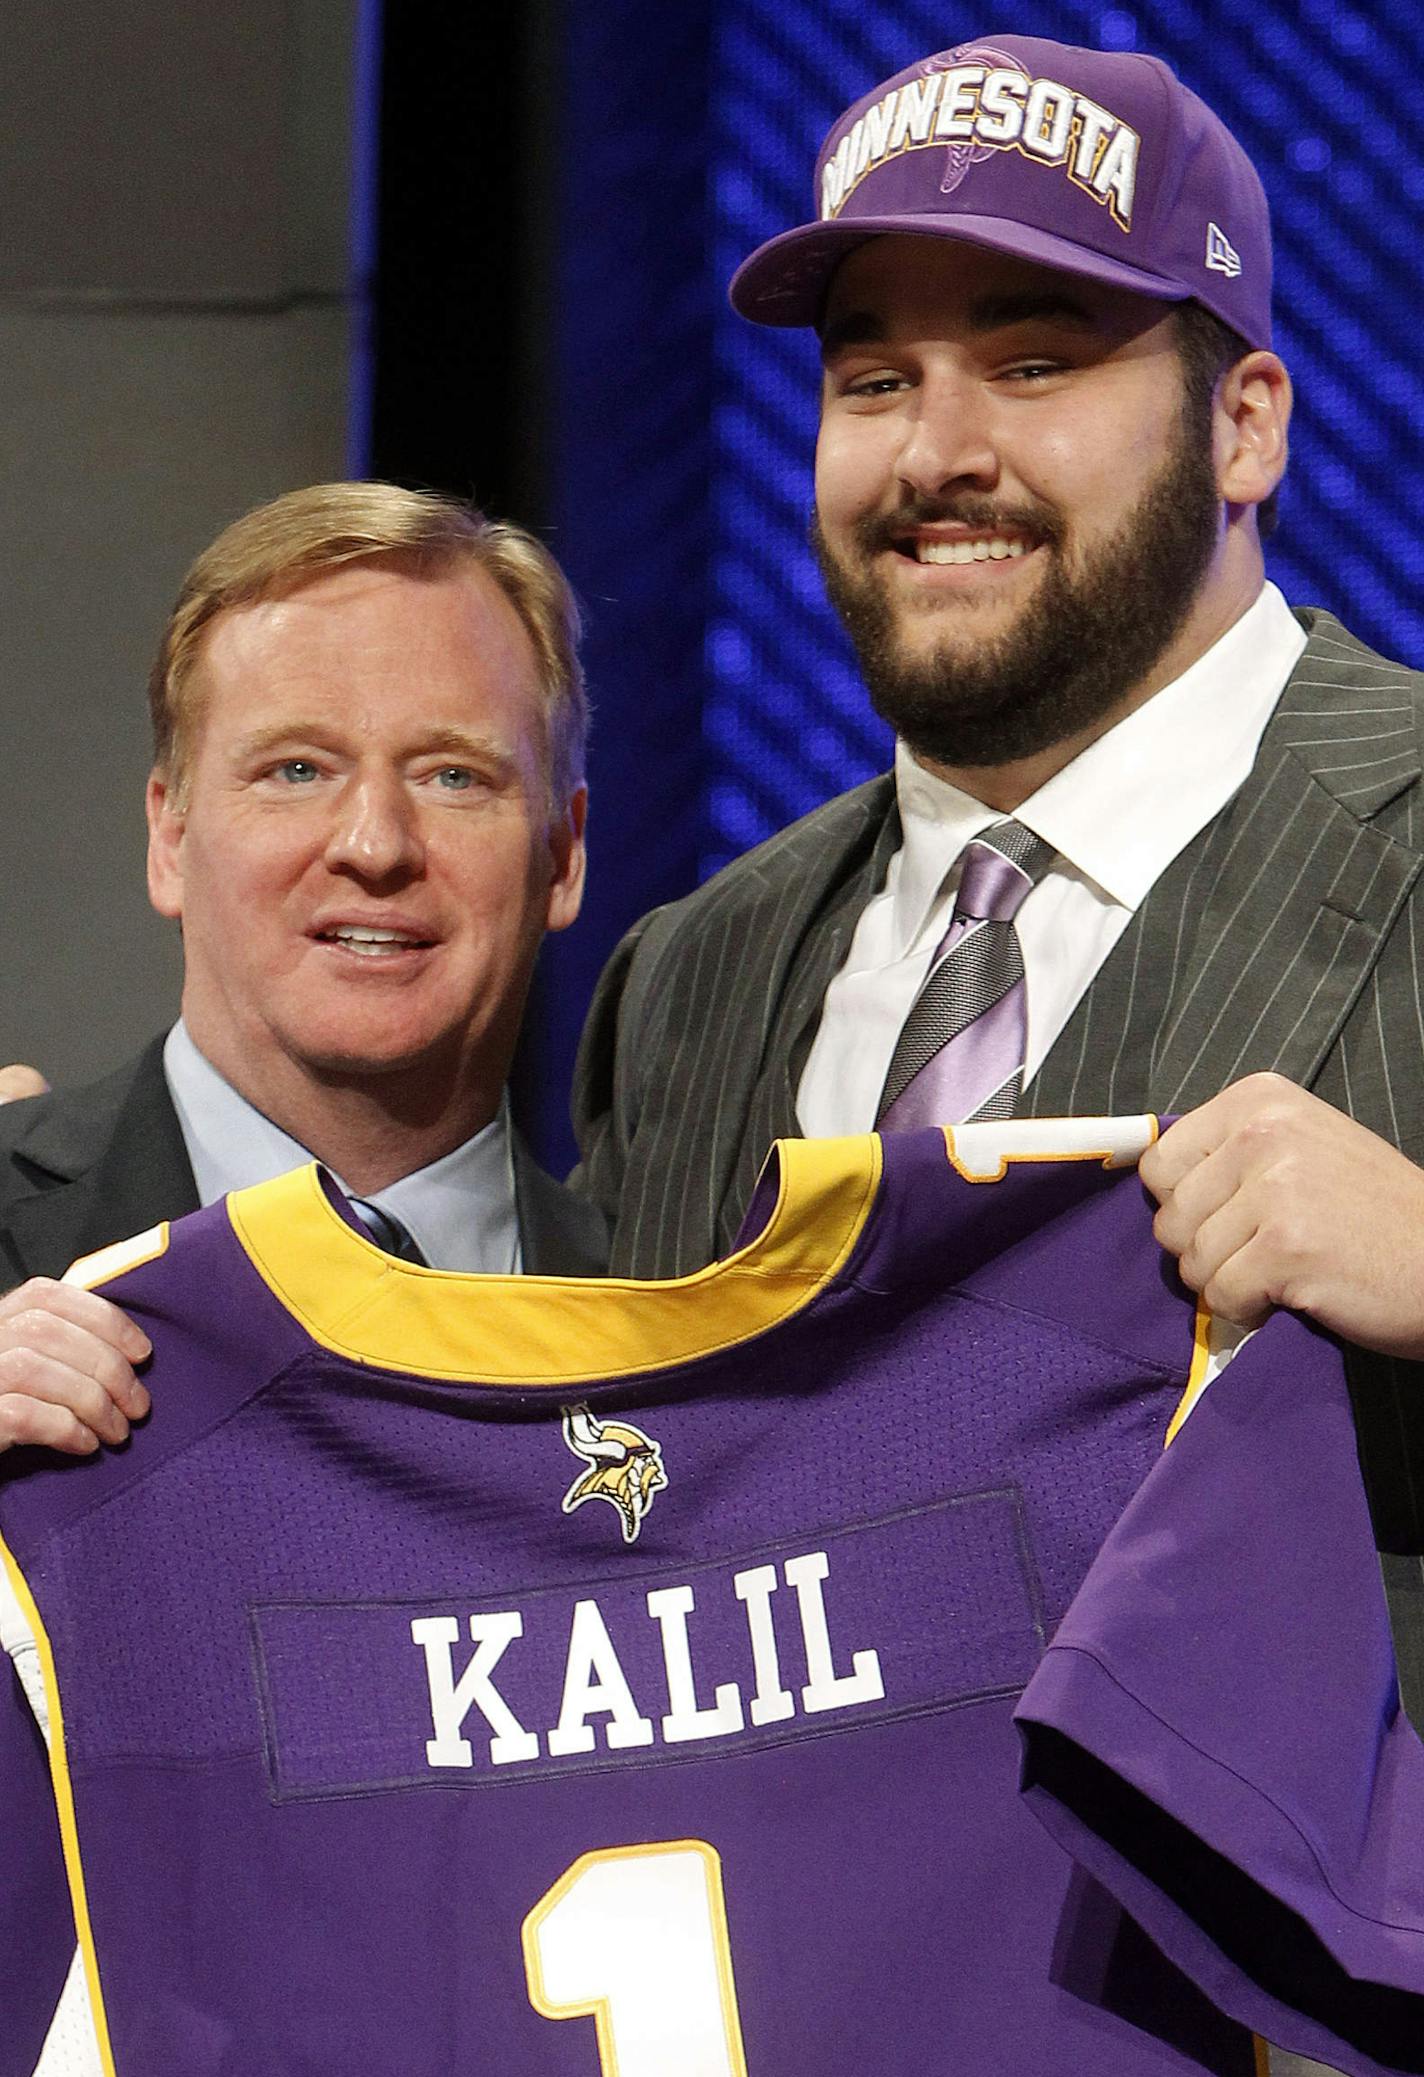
[916,537,1027,565]
[327,927,419,956]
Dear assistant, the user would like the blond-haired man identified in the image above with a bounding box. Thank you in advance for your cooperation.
[0,483,604,1449]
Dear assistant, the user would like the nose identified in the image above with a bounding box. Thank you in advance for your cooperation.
[323,770,424,883]
[895,367,1000,498]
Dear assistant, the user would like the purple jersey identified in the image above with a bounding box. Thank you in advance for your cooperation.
[0,1120,1388,2074]
[1018,1274,1424,2075]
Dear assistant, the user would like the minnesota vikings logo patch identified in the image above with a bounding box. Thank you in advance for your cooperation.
[926,44,1018,196]
[560,1405,667,1544]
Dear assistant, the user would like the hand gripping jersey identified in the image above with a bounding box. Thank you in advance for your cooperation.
[0,1120,1416,2076]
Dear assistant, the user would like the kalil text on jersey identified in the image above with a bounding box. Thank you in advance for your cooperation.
[412,1547,885,1769]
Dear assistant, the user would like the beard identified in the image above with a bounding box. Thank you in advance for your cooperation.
[811,404,1223,770]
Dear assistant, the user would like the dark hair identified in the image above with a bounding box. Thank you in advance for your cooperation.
[1174,302,1280,539]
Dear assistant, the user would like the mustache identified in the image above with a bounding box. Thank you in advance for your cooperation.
[846,494,1066,557]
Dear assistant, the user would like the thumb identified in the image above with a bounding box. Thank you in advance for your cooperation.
[0,1065,49,1103]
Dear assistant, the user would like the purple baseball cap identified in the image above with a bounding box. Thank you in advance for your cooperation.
[730,34,1272,348]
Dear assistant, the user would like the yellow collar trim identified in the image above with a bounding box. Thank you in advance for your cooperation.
[227,1138,882,1387]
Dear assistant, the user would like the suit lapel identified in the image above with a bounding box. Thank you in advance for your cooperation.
[2,1041,197,1282]
[1154,766,1419,1108]
[512,1134,609,1277]
[720,785,901,1251]
[1031,612,1424,1115]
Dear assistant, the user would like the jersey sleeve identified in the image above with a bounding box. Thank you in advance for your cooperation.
[1015,1309,1424,2074]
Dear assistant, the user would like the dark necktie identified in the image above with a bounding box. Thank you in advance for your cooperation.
[876,819,1056,1131]
[349,1196,428,1266]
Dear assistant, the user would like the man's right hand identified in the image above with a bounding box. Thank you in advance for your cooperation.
[0,1282,151,1455]
[0,1066,48,1103]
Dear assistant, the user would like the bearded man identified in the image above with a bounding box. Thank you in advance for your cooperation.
[12,36,1424,1523]
[571,33,1424,1497]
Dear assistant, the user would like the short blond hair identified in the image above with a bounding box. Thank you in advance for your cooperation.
[149,482,587,809]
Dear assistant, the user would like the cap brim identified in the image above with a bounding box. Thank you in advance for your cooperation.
[729,212,1190,328]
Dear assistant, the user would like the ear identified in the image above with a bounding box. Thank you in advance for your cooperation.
[1216,350,1291,512]
[544,782,588,935]
[146,769,187,920]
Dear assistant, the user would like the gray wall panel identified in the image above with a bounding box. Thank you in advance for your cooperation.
[0,0,367,1090]
[0,301,355,1082]
[0,1,364,300]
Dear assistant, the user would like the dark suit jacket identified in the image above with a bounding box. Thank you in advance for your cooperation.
[0,1037,608,1289]
[572,609,1424,1558]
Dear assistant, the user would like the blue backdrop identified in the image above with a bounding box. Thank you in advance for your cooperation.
[529,0,1424,1167]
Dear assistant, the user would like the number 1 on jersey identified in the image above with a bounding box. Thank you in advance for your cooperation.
[523,1840,748,2075]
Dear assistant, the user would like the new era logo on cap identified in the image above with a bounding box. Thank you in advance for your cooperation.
[1205,221,1242,278]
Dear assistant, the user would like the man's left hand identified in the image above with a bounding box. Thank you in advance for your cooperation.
[1140,1073,1424,1357]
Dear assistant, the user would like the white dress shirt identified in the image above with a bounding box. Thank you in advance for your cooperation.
[798,584,1308,1136]
[163,1022,522,1273]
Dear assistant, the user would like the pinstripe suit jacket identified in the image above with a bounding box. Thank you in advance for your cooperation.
[576,603,1424,1677]
[575,608,1424,1263]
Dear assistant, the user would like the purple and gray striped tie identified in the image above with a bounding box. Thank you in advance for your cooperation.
[875,819,1056,1131]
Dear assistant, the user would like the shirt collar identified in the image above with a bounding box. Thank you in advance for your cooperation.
[890,582,1305,942]
[376,1119,520,1275]
[162,1021,520,1273]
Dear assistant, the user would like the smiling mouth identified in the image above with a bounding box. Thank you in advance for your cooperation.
[897,531,1035,566]
[316,926,435,958]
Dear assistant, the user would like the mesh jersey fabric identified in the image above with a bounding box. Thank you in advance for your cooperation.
[0,1123,1411,2076]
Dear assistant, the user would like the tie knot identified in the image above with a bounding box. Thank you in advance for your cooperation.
[349,1196,427,1265]
[954,821,1055,923]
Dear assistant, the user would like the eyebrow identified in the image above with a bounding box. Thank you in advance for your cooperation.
[409,725,514,765]
[820,289,1101,361]
[231,722,516,767]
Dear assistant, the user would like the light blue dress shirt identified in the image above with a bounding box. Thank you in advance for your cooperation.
[162,1022,521,1273]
